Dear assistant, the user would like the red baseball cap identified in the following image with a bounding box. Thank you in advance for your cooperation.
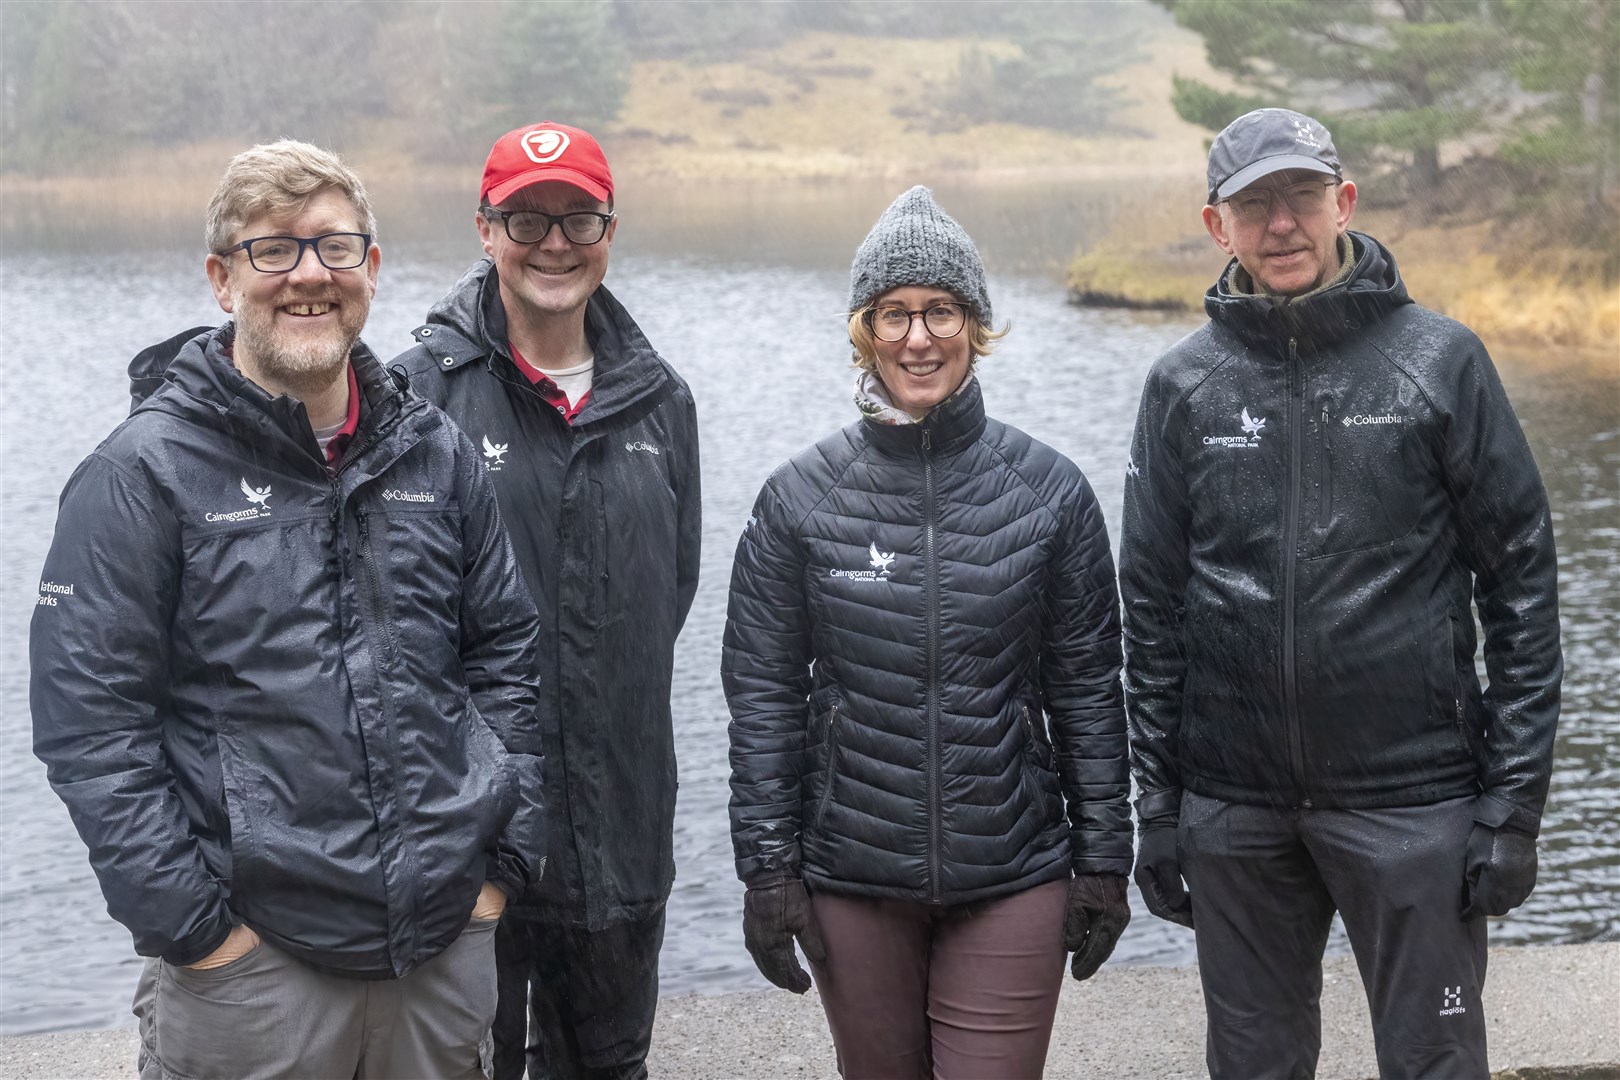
[480,122,614,206]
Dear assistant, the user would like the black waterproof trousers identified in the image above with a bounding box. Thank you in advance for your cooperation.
[492,907,666,1080]
[1179,793,1489,1080]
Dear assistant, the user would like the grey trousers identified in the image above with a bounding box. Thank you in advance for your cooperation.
[134,917,498,1080]
[1179,792,1489,1080]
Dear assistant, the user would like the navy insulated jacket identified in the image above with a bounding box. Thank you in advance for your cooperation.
[1121,232,1561,833]
[31,325,544,976]
[725,378,1131,904]
[394,261,700,930]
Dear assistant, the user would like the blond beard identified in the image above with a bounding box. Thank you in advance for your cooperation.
[231,285,365,400]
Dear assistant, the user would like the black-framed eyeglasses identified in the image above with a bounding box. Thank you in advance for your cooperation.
[481,207,615,246]
[220,233,372,273]
[866,302,968,342]
[1219,179,1341,224]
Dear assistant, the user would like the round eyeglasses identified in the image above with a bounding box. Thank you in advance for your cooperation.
[482,207,615,246]
[867,302,968,342]
[221,233,372,274]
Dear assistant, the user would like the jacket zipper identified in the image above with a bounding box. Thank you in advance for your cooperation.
[1021,704,1044,766]
[1282,338,1309,807]
[1317,396,1333,529]
[813,704,842,831]
[921,427,943,903]
[356,513,398,660]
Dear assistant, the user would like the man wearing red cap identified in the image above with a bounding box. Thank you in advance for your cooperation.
[395,122,700,1080]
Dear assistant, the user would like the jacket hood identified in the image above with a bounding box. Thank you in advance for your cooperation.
[416,258,671,421]
[1204,230,1412,356]
[128,323,412,467]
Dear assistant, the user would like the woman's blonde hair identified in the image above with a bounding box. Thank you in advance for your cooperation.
[846,306,1009,373]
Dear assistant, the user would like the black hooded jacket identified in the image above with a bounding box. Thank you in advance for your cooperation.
[1121,232,1562,833]
[725,377,1131,903]
[393,260,700,930]
[31,325,544,977]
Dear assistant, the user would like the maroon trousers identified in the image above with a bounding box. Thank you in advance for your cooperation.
[807,879,1068,1080]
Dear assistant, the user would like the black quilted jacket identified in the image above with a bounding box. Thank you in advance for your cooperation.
[1121,232,1561,833]
[724,377,1131,903]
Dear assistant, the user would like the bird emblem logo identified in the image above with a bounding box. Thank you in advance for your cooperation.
[1241,407,1266,438]
[868,542,896,576]
[239,478,272,507]
[482,435,509,467]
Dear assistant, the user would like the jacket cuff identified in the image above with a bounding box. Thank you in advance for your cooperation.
[160,910,235,967]
[1474,792,1539,836]
[1134,788,1182,826]
[1071,856,1132,877]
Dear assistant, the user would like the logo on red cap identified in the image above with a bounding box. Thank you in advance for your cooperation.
[522,130,571,164]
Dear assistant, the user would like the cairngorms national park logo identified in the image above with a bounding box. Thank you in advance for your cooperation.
[522,130,570,164]
[482,435,509,471]
[831,541,896,582]
[1204,407,1266,449]
[206,478,274,523]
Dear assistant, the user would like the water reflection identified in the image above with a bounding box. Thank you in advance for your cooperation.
[0,182,1612,1034]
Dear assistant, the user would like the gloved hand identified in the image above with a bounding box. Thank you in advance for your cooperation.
[1133,821,1194,929]
[742,878,827,994]
[1461,823,1537,919]
[1064,874,1131,981]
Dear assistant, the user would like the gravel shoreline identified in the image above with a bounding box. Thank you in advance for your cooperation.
[3,943,1614,1079]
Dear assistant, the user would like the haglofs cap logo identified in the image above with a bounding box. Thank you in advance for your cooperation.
[1292,116,1322,149]
[522,130,570,164]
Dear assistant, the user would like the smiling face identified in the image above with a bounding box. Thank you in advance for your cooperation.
[205,187,378,395]
[869,285,973,419]
[477,180,614,327]
[1203,169,1358,297]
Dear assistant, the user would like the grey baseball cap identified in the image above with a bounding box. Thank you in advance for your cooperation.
[1207,108,1341,203]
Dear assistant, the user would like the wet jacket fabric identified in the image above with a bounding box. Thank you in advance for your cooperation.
[725,377,1131,903]
[1121,231,1561,834]
[394,260,700,930]
[30,325,544,977]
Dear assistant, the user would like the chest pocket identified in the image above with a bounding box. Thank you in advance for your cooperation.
[1305,390,1426,558]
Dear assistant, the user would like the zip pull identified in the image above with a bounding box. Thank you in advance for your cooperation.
[921,429,932,452]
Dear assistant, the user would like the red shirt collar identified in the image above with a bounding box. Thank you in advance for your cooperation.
[324,364,361,466]
[509,342,590,423]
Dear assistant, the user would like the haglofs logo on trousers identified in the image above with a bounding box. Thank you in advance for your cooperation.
[1439,986,1466,1016]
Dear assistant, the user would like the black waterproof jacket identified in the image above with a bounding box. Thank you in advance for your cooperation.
[30,325,544,977]
[725,378,1131,903]
[1121,232,1561,834]
[394,260,700,930]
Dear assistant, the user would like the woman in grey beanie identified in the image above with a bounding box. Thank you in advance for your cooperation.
[723,186,1133,1078]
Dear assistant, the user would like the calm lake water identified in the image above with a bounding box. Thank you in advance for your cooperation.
[0,180,1614,1035]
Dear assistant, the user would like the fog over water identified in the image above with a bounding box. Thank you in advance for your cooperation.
[0,183,1614,1036]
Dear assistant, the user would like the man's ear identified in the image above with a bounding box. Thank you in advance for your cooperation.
[1335,180,1358,234]
[476,210,497,258]
[1203,204,1235,255]
[363,241,380,297]
[205,253,235,314]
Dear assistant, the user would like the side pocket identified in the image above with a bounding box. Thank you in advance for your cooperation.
[1317,396,1333,529]
[1448,612,1476,763]
[812,704,842,832]
[1020,703,1053,770]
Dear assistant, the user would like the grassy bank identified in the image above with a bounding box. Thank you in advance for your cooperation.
[1067,211,1620,361]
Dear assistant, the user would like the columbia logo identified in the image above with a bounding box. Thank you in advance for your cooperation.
[625,441,661,455]
[1342,413,1401,427]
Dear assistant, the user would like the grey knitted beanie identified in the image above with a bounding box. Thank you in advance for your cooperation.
[849,186,992,325]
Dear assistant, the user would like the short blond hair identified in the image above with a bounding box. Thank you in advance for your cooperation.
[846,307,1008,374]
[205,140,376,254]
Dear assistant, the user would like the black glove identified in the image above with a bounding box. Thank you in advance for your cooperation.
[1133,821,1194,929]
[1461,823,1537,919]
[1064,874,1131,981]
[742,878,827,994]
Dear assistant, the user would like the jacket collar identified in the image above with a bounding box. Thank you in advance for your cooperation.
[413,258,671,422]
[1204,230,1412,357]
[861,372,987,458]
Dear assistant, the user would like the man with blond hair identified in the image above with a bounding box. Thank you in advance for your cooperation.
[31,139,545,1078]
[1121,108,1561,1077]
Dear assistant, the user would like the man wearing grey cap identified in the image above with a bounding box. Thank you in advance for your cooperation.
[1120,108,1561,1077]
